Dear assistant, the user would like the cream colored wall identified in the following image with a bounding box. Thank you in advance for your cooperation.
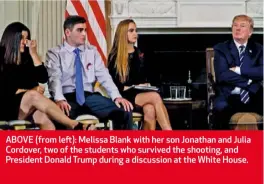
[0,0,67,98]
[0,1,20,37]
[0,0,66,61]
[0,0,113,60]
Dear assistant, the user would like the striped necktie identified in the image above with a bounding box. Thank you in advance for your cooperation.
[239,45,249,104]
[239,45,245,64]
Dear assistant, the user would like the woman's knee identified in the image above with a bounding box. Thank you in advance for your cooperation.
[19,90,42,116]
[143,104,156,120]
[23,90,42,103]
[148,92,162,104]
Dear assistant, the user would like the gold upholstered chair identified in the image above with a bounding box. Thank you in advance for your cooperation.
[0,120,40,130]
[76,114,112,130]
[0,121,9,130]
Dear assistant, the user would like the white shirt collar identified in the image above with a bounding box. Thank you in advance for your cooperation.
[233,39,247,52]
[63,41,85,53]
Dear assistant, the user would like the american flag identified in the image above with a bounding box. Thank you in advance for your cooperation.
[65,0,107,64]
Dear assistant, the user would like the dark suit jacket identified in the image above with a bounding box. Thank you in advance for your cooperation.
[213,39,263,106]
[108,47,148,93]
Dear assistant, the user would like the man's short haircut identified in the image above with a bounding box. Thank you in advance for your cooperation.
[63,15,86,32]
[232,14,254,30]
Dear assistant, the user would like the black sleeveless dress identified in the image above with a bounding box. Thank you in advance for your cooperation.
[0,62,48,121]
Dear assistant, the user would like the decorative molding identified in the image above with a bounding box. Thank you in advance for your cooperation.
[246,2,263,16]
[177,2,245,27]
[110,0,263,44]
[129,2,176,16]
[110,0,263,29]
[115,2,124,15]
[246,1,263,27]
[112,0,128,16]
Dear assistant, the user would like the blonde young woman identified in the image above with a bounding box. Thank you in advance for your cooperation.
[108,19,172,130]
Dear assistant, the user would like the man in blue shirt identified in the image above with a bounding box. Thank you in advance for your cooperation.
[45,16,133,130]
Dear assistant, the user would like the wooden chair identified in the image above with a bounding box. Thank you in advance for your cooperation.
[205,48,263,130]
[0,121,9,130]
[76,114,113,130]
[8,120,40,130]
[1,120,40,130]
[206,48,216,129]
[132,112,143,130]
[229,112,263,130]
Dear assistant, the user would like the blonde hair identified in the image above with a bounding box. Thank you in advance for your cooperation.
[108,19,136,83]
[232,14,254,30]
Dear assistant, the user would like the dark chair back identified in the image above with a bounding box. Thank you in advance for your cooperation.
[206,48,215,129]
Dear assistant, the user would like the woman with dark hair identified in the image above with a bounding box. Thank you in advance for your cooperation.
[0,22,92,130]
[108,19,172,130]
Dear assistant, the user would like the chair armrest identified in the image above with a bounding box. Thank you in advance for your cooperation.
[8,120,32,126]
[8,120,39,130]
[208,73,216,91]
[207,73,216,113]
[0,121,9,130]
[76,114,99,124]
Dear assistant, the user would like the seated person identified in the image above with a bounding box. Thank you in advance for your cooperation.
[45,16,133,130]
[107,19,172,130]
[213,14,263,129]
[0,22,91,130]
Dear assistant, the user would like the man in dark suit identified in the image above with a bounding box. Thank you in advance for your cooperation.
[213,14,263,129]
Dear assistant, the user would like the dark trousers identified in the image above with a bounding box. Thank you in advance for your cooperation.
[64,92,133,130]
[213,88,263,130]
